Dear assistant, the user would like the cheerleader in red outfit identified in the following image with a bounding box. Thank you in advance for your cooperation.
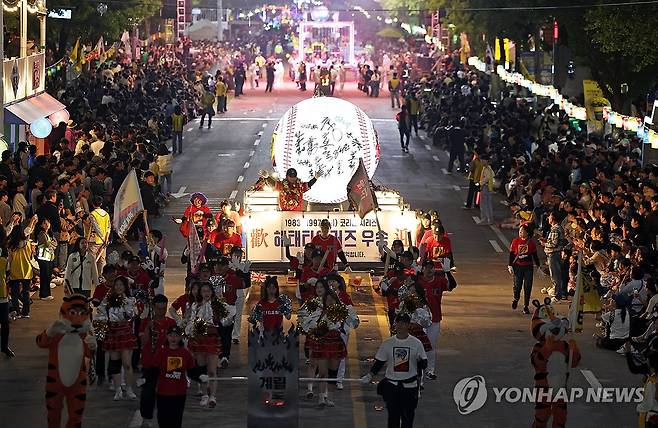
[297,278,329,399]
[95,276,138,401]
[302,289,359,407]
[396,282,433,352]
[325,274,356,390]
[184,282,235,409]
[298,249,331,302]
[178,193,213,238]
[169,280,200,327]
[248,277,292,332]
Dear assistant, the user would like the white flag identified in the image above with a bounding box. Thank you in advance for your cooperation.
[113,169,144,238]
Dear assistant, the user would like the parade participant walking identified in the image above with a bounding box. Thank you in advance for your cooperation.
[171,106,184,155]
[311,219,350,272]
[418,260,456,380]
[155,325,195,428]
[185,282,234,409]
[275,168,320,211]
[95,276,139,401]
[397,105,411,153]
[327,274,355,389]
[248,276,292,332]
[478,155,495,226]
[361,312,427,428]
[212,220,242,257]
[509,224,541,314]
[298,278,329,398]
[419,224,454,270]
[388,72,401,108]
[302,289,358,407]
[208,257,243,359]
[138,294,176,426]
[199,87,215,130]
[405,92,420,137]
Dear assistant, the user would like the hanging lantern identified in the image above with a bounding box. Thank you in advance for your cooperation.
[48,109,70,126]
[30,118,53,138]
[97,3,108,16]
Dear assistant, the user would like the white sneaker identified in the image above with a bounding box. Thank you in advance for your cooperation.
[317,393,326,407]
[208,395,217,409]
[136,378,146,387]
[125,387,137,400]
[200,394,210,407]
[113,390,123,401]
[616,346,627,355]
[325,397,335,407]
[40,296,54,301]
[336,381,343,390]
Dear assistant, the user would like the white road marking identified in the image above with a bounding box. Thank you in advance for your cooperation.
[581,369,603,390]
[489,240,503,253]
[243,162,250,169]
[490,225,511,248]
[253,139,260,146]
[452,185,460,191]
[237,176,244,183]
[257,131,263,136]
[217,153,234,157]
[229,190,238,200]
[472,216,481,224]
[391,155,406,158]
[441,168,448,175]
[262,123,267,128]
[249,150,255,157]
[171,186,189,199]
[432,155,440,162]
[424,144,431,151]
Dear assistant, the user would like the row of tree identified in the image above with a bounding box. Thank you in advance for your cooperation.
[380,0,658,111]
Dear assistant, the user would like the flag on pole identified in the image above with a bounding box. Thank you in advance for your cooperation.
[95,36,106,64]
[121,31,132,60]
[113,169,144,238]
[70,38,83,71]
[105,43,117,61]
[568,253,585,333]
[187,224,203,275]
[347,159,378,219]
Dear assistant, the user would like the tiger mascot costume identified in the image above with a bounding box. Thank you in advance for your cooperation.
[36,295,97,428]
[530,297,581,428]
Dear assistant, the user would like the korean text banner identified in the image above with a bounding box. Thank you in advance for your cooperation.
[244,210,418,262]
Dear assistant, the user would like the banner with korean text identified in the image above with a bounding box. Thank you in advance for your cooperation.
[244,210,418,262]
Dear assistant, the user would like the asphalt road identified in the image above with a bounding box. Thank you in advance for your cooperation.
[0,81,641,428]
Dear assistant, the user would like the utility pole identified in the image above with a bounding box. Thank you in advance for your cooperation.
[552,19,558,86]
[217,0,223,41]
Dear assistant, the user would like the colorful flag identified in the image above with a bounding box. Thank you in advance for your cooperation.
[347,159,378,219]
[95,36,106,64]
[187,223,203,274]
[113,169,144,238]
[251,272,267,282]
[121,31,132,60]
[568,253,585,333]
[70,38,83,71]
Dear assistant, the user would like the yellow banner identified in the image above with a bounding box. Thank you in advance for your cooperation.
[583,80,609,135]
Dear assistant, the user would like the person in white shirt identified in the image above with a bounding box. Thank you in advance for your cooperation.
[596,294,630,352]
[362,312,427,428]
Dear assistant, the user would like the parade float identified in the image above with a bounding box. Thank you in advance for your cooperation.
[242,97,419,263]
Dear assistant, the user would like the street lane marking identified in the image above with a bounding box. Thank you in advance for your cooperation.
[441,168,448,175]
[229,190,238,200]
[432,155,440,162]
[243,162,250,169]
[472,216,481,224]
[217,153,234,157]
[253,139,260,146]
[489,240,503,253]
[490,225,511,248]
[262,123,267,128]
[425,144,431,151]
[581,369,602,390]
[452,185,460,191]
[257,131,263,136]
[237,176,244,183]
[249,150,255,157]
[391,155,406,158]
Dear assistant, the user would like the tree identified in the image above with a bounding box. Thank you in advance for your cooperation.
[47,0,161,56]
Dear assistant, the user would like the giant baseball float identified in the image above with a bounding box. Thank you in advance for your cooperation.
[242,97,419,263]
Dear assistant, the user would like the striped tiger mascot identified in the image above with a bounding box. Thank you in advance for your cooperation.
[530,297,581,428]
[36,295,97,428]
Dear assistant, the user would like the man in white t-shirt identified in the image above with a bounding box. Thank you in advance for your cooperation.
[362,312,427,428]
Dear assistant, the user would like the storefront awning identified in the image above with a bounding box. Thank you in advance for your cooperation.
[4,92,65,125]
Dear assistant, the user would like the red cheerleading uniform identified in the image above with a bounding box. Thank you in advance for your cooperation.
[310,318,347,360]
[221,270,245,305]
[421,235,453,268]
[384,277,404,312]
[171,294,189,317]
[91,281,111,307]
[140,317,177,368]
[259,299,284,331]
[418,274,449,322]
[338,291,353,306]
[299,266,331,301]
[311,234,342,271]
[127,268,153,295]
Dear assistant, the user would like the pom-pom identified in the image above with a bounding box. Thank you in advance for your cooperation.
[278,294,293,317]
[211,297,229,323]
[326,302,349,324]
[192,318,208,337]
[248,303,263,325]
[311,319,329,338]
[92,319,108,341]
[108,293,125,308]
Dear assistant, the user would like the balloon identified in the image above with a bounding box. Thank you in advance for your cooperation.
[48,109,70,126]
[30,117,53,138]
